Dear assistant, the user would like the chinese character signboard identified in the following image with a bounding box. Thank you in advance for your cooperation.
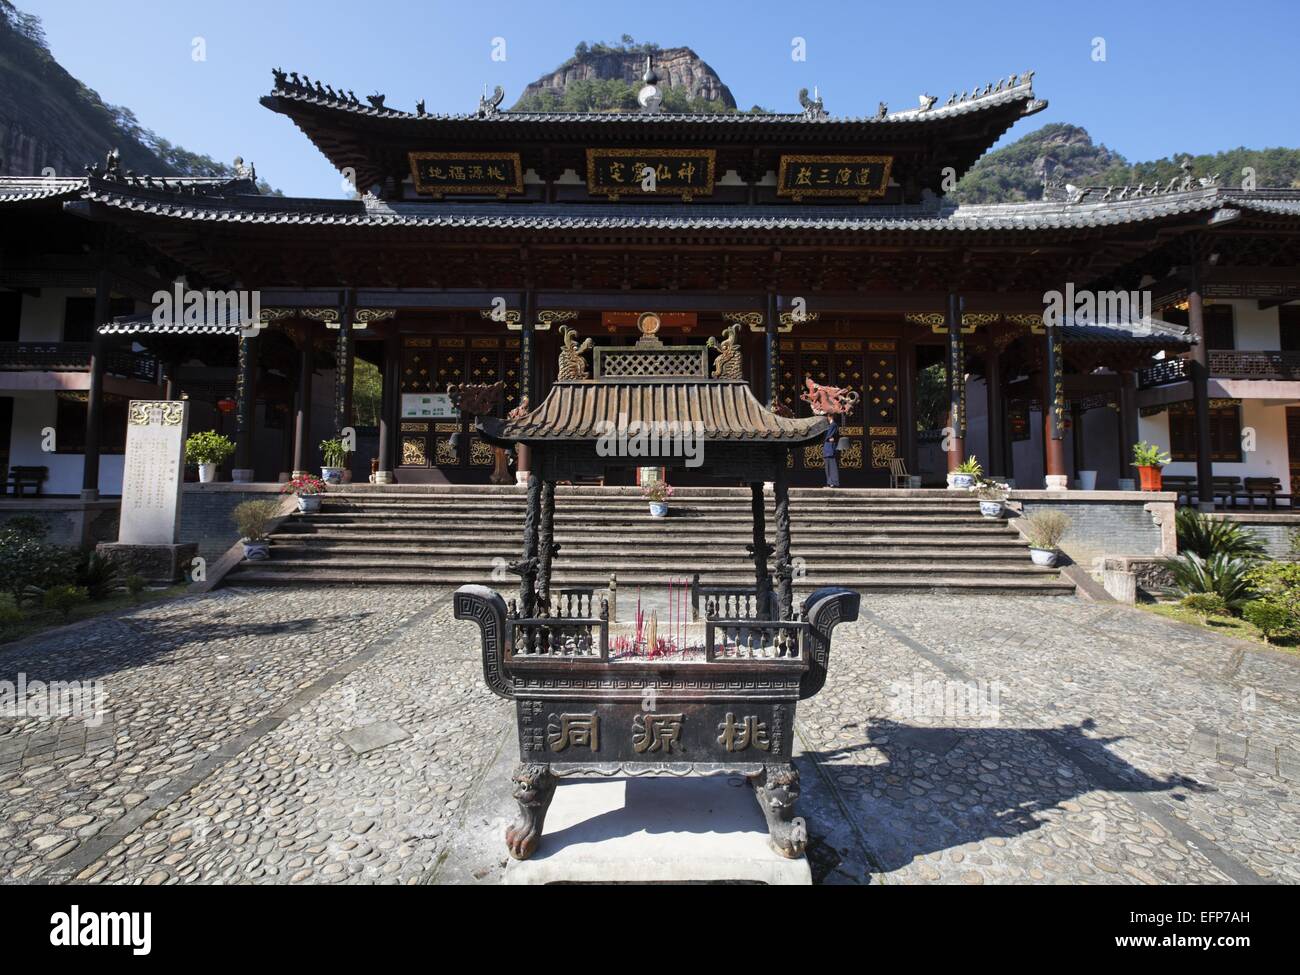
[408,152,523,198]
[776,154,893,202]
[586,148,716,201]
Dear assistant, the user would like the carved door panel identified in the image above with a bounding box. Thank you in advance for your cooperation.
[796,343,830,473]
[831,342,866,476]
[863,340,901,484]
[399,335,520,475]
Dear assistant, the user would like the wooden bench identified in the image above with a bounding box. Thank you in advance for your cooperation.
[6,465,47,497]
[1161,475,1243,507]
[1242,476,1294,510]
[888,457,911,489]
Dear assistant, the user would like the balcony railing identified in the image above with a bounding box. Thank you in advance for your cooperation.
[0,343,159,383]
[1138,351,1300,388]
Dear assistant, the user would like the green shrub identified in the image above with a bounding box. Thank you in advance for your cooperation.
[1132,441,1171,468]
[42,584,89,618]
[0,604,23,626]
[319,437,348,467]
[125,574,147,600]
[185,430,235,465]
[1180,592,1229,619]
[1246,560,1300,613]
[232,499,280,542]
[0,528,75,605]
[3,515,49,538]
[1175,508,1265,560]
[1164,552,1255,608]
[1023,510,1070,550]
[1241,600,1296,643]
[74,551,121,601]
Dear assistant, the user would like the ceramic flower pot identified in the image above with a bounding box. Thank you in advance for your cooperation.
[296,494,322,514]
[242,540,270,561]
[198,462,218,483]
[949,472,976,490]
[321,466,344,484]
[979,500,1004,518]
[1029,547,1058,567]
[1077,470,1097,491]
[648,501,668,518]
[1136,465,1163,491]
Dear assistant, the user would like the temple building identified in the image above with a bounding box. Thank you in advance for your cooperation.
[2,64,1298,505]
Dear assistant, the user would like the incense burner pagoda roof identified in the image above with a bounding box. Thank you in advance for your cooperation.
[477,379,827,447]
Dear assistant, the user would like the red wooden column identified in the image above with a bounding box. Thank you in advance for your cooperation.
[945,293,966,475]
[1186,274,1215,508]
[1043,325,1068,489]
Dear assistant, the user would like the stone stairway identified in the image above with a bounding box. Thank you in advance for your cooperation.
[223,486,1075,596]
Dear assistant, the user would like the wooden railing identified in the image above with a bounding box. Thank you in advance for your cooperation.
[0,342,158,382]
[1139,351,1300,388]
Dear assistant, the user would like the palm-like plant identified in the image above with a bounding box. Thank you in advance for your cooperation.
[1175,507,1265,560]
[1164,552,1256,609]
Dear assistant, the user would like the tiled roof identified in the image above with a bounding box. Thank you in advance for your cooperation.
[264,72,1044,128]
[1059,314,1193,347]
[478,380,827,446]
[1,174,254,206]
[72,182,1289,235]
[98,305,253,336]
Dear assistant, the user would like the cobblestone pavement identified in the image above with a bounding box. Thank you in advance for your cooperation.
[1,587,1296,884]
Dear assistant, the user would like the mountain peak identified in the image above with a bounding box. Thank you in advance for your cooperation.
[512,39,738,113]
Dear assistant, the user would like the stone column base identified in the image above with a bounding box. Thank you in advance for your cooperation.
[96,541,199,584]
[515,471,530,486]
[373,470,394,484]
[231,468,254,483]
[1044,474,1069,491]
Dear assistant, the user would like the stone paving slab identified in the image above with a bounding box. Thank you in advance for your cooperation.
[1,585,1297,885]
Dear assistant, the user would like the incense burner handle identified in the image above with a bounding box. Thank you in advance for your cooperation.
[454,584,515,699]
[799,587,860,700]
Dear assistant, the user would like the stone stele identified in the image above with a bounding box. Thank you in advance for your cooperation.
[96,400,197,582]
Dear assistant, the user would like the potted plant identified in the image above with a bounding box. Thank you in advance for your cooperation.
[974,481,1009,518]
[641,479,673,517]
[319,438,348,484]
[948,455,982,490]
[233,499,279,561]
[1022,510,1070,567]
[282,473,327,513]
[1132,441,1171,491]
[185,431,235,483]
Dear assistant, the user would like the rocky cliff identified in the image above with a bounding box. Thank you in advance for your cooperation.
[513,42,737,112]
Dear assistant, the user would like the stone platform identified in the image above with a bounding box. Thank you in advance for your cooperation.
[502,776,812,885]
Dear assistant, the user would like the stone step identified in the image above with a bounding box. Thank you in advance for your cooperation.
[233,555,1059,577]
[294,512,1009,530]
[224,568,1075,595]
[266,540,1031,560]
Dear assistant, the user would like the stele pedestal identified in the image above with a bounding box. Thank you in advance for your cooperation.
[97,400,197,583]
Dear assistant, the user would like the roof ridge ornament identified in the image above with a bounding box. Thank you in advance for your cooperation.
[478,84,505,117]
[1057,160,1222,205]
[798,86,826,120]
[918,93,937,112]
[637,56,663,114]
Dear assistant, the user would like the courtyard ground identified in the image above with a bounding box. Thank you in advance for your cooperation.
[1,585,1296,885]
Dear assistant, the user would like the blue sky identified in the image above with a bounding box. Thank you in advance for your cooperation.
[23,0,1300,198]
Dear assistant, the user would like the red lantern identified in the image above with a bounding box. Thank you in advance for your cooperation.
[216,397,237,414]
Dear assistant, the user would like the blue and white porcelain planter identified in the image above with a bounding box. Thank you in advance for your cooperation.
[242,540,270,561]
[979,500,1004,518]
[1029,547,1058,567]
[949,472,976,490]
[648,501,668,518]
[296,494,322,514]
[321,466,344,485]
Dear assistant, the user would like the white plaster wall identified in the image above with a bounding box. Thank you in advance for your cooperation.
[4,390,124,495]
[1225,299,1279,351]
[1138,398,1291,482]
[17,288,77,342]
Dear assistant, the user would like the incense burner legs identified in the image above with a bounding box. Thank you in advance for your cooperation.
[507,762,556,860]
[750,763,807,859]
